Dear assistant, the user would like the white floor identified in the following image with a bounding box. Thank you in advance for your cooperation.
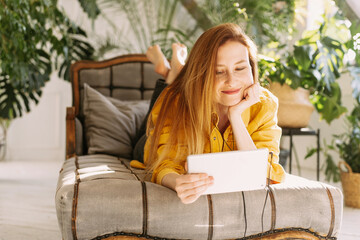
[0,160,359,240]
[0,161,62,240]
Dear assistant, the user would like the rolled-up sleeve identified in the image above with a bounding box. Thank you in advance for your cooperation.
[250,91,285,183]
[143,98,186,184]
[147,129,186,184]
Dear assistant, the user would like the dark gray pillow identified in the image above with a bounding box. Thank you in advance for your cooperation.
[83,84,149,158]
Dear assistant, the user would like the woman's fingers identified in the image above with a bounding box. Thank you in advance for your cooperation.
[176,176,214,196]
[251,84,260,102]
[243,84,260,105]
[181,194,201,204]
[180,183,212,204]
[174,173,214,204]
[178,180,213,204]
[176,173,208,185]
[229,83,260,118]
[181,180,213,195]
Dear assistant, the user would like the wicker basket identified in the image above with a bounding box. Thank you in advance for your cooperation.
[269,82,314,128]
[339,161,360,208]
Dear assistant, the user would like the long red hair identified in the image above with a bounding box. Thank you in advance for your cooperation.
[145,23,258,172]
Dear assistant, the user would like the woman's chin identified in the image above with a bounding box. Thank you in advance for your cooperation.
[228,98,242,107]
[217,96,242,108]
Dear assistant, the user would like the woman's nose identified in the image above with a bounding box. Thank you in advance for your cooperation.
[224,72,235,85]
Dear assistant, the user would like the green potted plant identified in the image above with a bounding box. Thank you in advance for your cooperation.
[306,101,360,208]
[259,15,348,127]
[305,17,360,207]
[0,0,94,120]
[0,0,94,160]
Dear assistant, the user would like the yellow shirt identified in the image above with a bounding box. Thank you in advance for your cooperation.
[130,87,285,184]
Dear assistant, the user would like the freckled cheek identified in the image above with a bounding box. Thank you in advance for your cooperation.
[239,71,254,87]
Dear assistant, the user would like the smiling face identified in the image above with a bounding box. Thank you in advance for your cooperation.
[214,40,254,109]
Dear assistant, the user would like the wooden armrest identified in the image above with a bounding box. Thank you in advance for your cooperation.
[66,107,76,159]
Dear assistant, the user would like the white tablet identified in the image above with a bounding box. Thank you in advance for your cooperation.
[187,148,269,195]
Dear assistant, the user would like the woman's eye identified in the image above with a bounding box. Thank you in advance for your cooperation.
[216,70,225,75]
[235,67,245,71]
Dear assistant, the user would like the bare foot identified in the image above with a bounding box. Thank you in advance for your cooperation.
[146,45,170,78]
[166,43,187,84]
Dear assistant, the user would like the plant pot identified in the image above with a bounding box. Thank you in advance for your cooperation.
[339,161,360,208]
[269,82,314,128]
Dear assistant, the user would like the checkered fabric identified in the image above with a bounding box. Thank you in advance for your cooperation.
[56,154,342,240]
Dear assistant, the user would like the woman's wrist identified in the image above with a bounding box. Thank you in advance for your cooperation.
[228,111,246,127]
[229,112,256,151]
[161,172,181,190]
[228,105,246,122]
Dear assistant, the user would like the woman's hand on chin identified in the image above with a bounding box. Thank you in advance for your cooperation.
[174,173,214,204]
[228,83,260,119]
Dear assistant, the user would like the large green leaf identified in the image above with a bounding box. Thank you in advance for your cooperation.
[57,34,95,81]
[0,76,42,119]
[293,45,313,71]
[78,0,101,20]
[323,154,340,182]
[310,82,347,123]
[314,37,344,91]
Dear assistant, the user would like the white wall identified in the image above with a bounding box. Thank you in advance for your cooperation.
[6,73,71,161]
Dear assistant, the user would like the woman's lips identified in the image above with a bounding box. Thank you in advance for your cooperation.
[222,89,240,95]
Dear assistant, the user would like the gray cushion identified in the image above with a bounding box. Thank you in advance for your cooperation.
[56,155,343,240]
[83,84,149,158]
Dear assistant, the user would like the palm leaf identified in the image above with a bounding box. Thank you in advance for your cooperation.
[78,0,101,20]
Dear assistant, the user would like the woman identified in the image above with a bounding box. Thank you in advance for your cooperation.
[134,23,285,204]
